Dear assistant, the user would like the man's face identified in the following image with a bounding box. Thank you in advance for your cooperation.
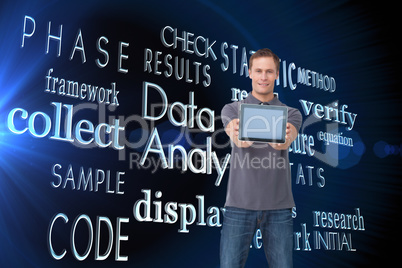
[249,56,279,96]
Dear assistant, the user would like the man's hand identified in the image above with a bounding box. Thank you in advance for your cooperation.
[225,118,254,148]
[269,123,297,150]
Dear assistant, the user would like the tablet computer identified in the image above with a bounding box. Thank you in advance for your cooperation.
[238,103,288,143]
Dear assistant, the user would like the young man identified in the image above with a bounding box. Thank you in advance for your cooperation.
[220,48,302,268]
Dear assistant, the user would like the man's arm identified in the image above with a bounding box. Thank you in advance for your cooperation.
[269,122,298,150]
[225,118,254,148]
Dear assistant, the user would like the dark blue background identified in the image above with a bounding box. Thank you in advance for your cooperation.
[0,0,400,267]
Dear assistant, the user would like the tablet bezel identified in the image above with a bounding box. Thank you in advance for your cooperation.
[238,103,288,143]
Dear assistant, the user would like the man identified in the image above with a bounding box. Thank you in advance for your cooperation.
[220,48,302,268]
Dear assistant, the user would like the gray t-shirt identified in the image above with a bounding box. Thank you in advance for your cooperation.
[221,93,302,210]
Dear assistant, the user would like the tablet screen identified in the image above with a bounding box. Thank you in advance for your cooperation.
[239,103,288,143]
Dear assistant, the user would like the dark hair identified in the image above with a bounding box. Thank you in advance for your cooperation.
[249,48,280,71]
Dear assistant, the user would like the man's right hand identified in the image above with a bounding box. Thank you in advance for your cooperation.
[225,118,254,148]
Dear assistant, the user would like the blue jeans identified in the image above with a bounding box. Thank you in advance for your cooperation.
[220,207,293,268]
